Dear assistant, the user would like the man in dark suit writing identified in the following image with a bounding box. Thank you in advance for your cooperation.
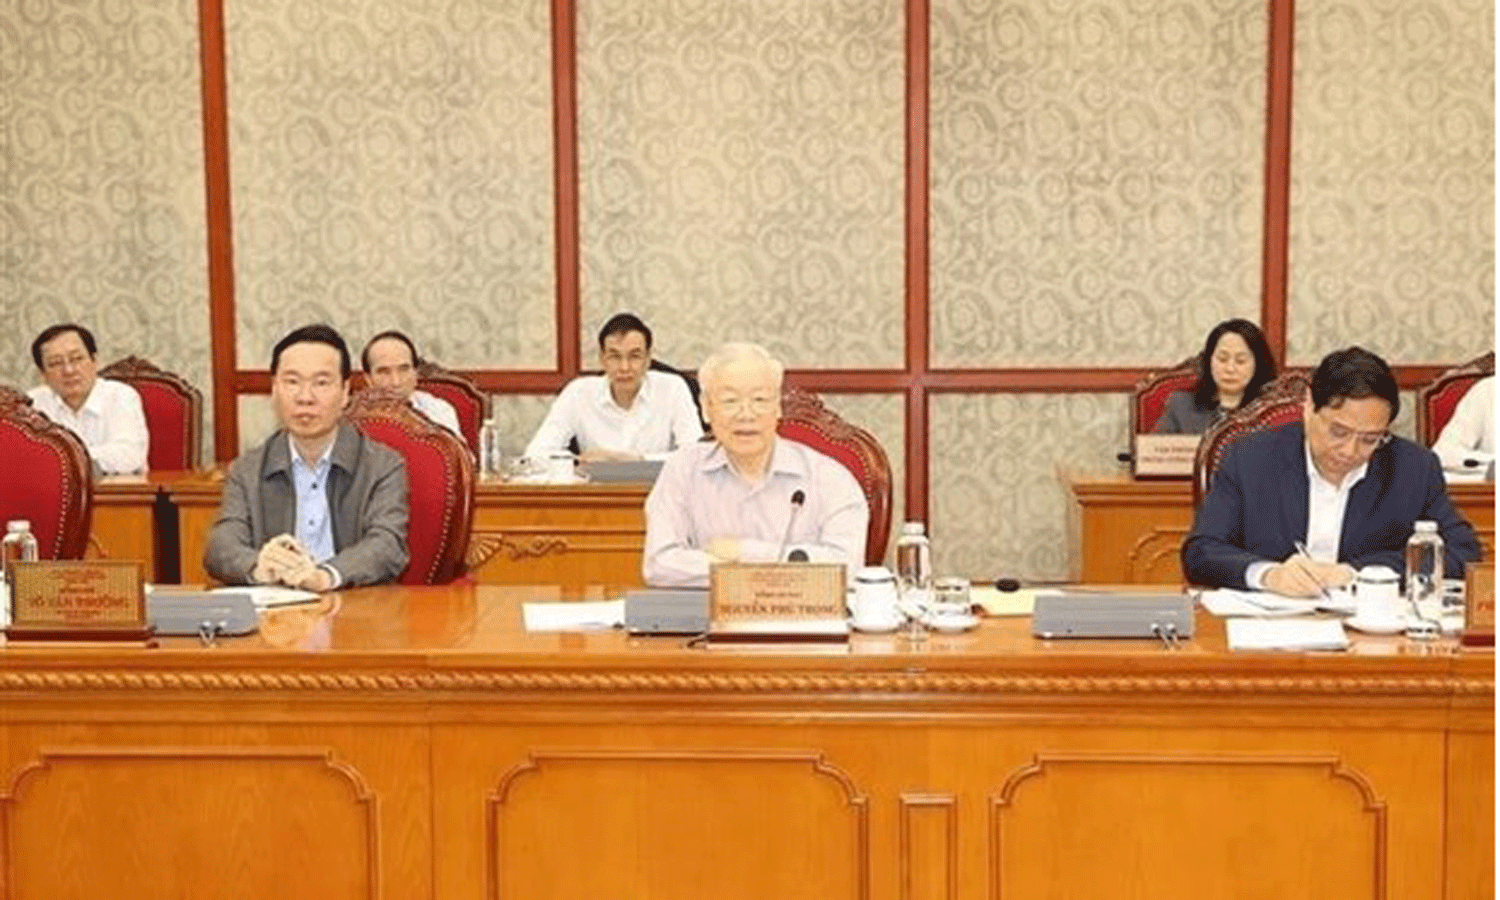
[1183,346,1480,596]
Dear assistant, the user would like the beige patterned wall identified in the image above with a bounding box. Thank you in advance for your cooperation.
[929,0,1269,367]
[225,0,557,371]
[931,394,1128,580]
[1287,0,1494,366]
[575,0,907,368]
[3,0,212,460]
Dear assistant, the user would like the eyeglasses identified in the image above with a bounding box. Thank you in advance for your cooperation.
[713,395,777,416]
[602,351,647,366]
[1317,410,1391,450]
[276,375,341,397]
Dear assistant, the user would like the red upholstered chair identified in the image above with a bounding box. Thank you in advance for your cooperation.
[1417,351,1494,445]
[416,362,488,455]
[1192,370,1311,508]
[0,386,92,559]
[777,386,893,565]
[99,356,202,471]
[347,387,475,584]
[1131,356,1199,434]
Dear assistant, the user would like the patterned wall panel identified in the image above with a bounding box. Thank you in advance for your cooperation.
[226,0,556,371]
[576,0,907,368]
[3,0,212,459]
[930,393,1129,581]
[929,0,1269,368]
[1287,0,1494,366]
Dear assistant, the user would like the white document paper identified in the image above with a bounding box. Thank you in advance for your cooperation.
[522,599,625,632]
[211,585,322,608]
[1226,617,1349,652]
[970,586,1041,617]
[1198,588,1354,617]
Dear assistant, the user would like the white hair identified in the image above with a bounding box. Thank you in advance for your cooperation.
[698,342,785,395]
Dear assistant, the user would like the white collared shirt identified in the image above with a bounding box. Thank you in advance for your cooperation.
[525,370,702,460]
[642,437,869,587]
[410,389,462,438]
[1245,442,1369,589]
[28,378,149,474]
[1432,376,1494,469]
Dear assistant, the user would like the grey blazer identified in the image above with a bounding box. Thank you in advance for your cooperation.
[203,420,409,586]
[1153,392,1228,435]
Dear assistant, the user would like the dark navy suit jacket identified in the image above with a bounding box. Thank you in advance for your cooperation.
[1182,422,1481,589]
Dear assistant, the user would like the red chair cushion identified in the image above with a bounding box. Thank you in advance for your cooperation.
[1424,376,1482,445]
[0,419,90,559]
[1136,370,1198,433]
[133,381,191,471]
[357,420,466,585]
[418,380,482,454]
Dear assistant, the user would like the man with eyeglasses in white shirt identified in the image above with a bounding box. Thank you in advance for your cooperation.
[642,341,869,587]
[1184,346,1480,596]
[525,313,702,463]
[27,323,149,475]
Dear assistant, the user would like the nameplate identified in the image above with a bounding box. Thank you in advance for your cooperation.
[1462,562,1494,647]
[5,560,155,645]
[1132,434,1198,478]
[708,563,848,642]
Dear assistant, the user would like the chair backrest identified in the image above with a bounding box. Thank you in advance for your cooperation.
[0,386,93,559]
[776,386,893,565]
[1131,356,1199,434]
[99,355,202,470]
[1417,351,1495,445]
[416,361,489,455]
[650,358,704,426]
[346,387,475,584]
[1192,370,1312,507]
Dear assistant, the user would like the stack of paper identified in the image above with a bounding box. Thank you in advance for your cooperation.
[522,599,625,631]
[1198,588,1353,617]
[211,585,321,608]
[1226,618,1349,652]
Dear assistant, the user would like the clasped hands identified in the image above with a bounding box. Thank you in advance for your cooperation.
[252,534,334,592]
[1263,554,1353,598]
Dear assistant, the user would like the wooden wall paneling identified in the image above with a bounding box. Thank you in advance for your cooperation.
[198,0,238,460]
[1259,0,1296,363]
[900,794,957,900]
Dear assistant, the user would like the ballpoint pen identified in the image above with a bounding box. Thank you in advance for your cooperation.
[1291,540,1336,604]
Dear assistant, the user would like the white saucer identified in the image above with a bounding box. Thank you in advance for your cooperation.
[851,616,902,634]
[1345,615,1407,635]
[925,612,980,633]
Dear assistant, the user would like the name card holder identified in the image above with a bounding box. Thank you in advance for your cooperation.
[1132,434,1199,479]
[708,562,849,643]
[5,560,156,647]
[1462,562,1494,647]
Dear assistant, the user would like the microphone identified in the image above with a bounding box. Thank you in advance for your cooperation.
[777,490,806,561]
[1116,451,1133,464]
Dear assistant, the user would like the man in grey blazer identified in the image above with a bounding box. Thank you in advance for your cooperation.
[204,324,409,589]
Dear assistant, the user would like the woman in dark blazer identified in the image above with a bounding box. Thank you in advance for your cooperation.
[1154,319,1277,434]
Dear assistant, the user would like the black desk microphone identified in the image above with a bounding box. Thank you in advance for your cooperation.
[778,490,806,561]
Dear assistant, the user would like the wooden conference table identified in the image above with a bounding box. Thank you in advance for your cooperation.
[0,583,1490,899]
[93,472,651,587]
[1073,475,1496,584]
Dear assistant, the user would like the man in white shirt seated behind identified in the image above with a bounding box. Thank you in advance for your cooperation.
[360,330,463,439]
[27,323,149,475]
[1432,374,1494,472]
[524,313,702,463]
[642,341,869,587]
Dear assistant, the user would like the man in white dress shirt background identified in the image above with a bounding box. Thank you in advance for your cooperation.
[642,341,868,587]
[525,313,702,462]
[27,323,149,475]
[360,330,463,439]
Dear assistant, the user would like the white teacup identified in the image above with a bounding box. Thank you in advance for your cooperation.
[850,566,900,627]
[1353,564,1402,621]
[545,451,576,483]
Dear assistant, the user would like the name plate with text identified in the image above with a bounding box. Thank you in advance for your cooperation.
[5,560,155,645]
[708,563,848,642]
[1463,562,1494,647]
[1132,434,1199,478]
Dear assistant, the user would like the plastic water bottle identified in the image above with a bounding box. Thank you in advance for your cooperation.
[894,522,932,594]
[2,519,40,587]
[1404,520,1445,617]
[479,418,503,477]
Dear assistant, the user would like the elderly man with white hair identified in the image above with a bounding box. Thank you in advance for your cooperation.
[642,341,869,587]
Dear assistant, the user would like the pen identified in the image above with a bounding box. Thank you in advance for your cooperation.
[1291,540,1335,604]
